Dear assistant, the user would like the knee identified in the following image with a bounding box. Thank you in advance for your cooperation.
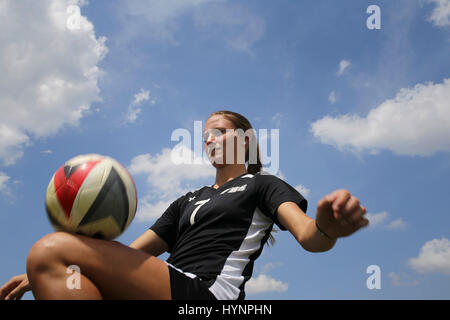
[26,232,76,276]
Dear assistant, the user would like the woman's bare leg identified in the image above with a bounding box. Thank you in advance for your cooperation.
[26,232,171,300]
[29,263,103,299]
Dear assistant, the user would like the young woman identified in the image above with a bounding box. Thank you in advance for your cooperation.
[0,110,368,300]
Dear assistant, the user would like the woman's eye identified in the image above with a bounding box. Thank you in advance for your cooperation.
[204,129,226,142]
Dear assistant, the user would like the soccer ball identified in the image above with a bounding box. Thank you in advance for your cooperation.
[45,154,137,240]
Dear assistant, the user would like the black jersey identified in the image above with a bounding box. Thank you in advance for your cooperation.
[150,172,307,300]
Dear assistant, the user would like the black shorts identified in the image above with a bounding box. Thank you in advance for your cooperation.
[168,264,217,300]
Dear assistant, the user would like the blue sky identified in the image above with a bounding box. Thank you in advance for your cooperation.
[1,0,450,299]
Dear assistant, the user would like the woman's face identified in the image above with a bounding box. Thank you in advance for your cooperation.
[203,115,247,168]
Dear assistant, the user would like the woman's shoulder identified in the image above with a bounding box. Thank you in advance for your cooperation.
[254,171,286,183]
[178,186,210,200]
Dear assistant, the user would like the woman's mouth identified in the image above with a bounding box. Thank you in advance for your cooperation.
[207,144,221,155]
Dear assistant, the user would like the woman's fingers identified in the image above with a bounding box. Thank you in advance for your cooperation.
[316,193,336,216]
[332,193,369,228]
[0,277,21,300]
[341,197,361,222]
[329,190,352,219]
[358,218,370,228]
[6,285,26,300]
[0,274,30,300]
[342,203,369,231]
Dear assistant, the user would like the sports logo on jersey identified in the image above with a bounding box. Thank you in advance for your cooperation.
[220,184,247,195]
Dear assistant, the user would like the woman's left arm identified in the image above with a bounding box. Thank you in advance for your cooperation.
[277,189,369,252]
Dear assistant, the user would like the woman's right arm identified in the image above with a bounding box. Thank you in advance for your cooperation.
[0,274,31,300]
[129,229,169,257]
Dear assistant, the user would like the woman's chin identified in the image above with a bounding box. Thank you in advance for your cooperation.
[210,158,227,168]
[211,161,225,169]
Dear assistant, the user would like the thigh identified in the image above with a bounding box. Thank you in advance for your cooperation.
[45,232,171,300]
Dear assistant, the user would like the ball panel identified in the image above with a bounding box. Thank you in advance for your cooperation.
[78,166,129,234]
[54,165,78,219]
[109,158,137,231]
[70,160,112,227]
[46,203,65,232]
[54,159,102,219]
[46,175,71,231]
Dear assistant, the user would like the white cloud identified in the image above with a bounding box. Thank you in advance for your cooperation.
[328,91,337,104]
[245,263,288,295]
[0,172,10,195]
[133,89,151,105]
[365,211,408,231]
[245,274,288,294]
[128,145,215,221]
[427,0,450,27]
[337,59,351,76]
[408,237,450,275]
[386,218,408,230]
[0,171,15,199]
[389,272,419,287]
[310,79,450,157]
[365,211,389,228]
[135,198,176,222]
[294,184,310,198]
[0,0,107,165]
[128,145,214,193]
[0,126,28,165]
[126,89,156,123]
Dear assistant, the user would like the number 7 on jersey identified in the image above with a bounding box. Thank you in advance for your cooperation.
[190,199,210,225]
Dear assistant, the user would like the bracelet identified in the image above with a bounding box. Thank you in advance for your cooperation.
[315,221,332,239]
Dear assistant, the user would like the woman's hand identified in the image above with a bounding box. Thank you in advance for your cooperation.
[0,274,31,300]
[315,189,369,239]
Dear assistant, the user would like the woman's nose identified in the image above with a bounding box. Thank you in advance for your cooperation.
[205,135,214,145]
[205,132,219,145]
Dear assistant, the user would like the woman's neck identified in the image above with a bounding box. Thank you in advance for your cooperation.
[213,164,247,189]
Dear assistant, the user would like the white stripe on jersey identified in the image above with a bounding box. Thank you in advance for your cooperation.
[208,206,273,300]
[166,262,197,279]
